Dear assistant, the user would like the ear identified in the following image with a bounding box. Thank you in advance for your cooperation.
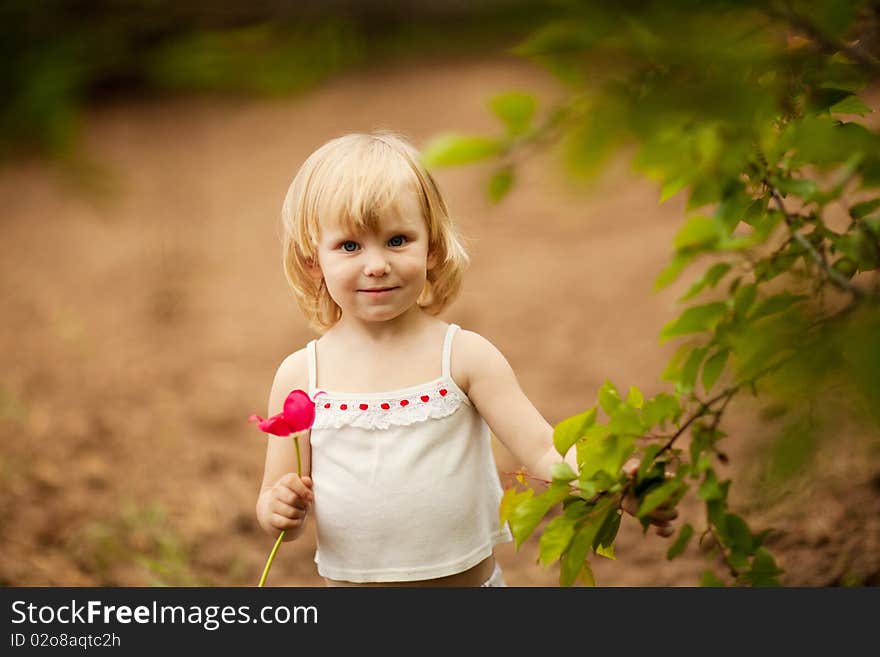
[305,257,323,282]
[426,249,439,271]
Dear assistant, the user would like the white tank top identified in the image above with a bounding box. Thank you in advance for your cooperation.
[306,323,513,582]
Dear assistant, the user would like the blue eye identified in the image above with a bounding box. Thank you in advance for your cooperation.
[340,241,359,252]
[388,235,406,247]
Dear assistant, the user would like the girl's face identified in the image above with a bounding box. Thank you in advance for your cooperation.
[312,186,437,325]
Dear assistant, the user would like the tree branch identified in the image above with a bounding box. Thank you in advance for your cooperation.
[765,3,880,75]
[769,188,867,299]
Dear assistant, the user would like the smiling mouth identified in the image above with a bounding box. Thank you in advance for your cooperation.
[358,286,399,293]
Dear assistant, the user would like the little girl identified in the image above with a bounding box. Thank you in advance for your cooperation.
[255,130,674,587]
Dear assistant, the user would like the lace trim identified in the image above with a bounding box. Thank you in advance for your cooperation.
[311,384,466,431]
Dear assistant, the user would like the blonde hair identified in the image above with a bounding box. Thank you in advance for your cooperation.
[281,130,470,333]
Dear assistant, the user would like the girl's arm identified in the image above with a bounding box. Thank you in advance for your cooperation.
[255,348,314,542]
[454,330,569,482]
[455,330,676,535]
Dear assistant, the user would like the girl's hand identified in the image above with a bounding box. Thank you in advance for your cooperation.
[620,457,678,537]
[261,473,314,540]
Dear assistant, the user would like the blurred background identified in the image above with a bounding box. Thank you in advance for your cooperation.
[1,1,878,586]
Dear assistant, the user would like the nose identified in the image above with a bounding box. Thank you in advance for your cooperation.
[363,251,390,276]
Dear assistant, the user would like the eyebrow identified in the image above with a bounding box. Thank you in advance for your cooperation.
[324,222,417,238]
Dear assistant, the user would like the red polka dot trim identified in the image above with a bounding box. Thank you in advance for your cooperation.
[311,385,463,429]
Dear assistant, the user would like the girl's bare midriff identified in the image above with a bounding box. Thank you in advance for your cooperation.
[323,555,495,587]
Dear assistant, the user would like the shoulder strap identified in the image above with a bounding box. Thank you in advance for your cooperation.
[306,339,317,392]
[441,324,460,378]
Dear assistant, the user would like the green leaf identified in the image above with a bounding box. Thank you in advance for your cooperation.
[680,262,732,301]
[559,500,613,586]
[489,92,536,136]
[499,486,532,528]
[660,176,688,203]
[701,348,730,393]
[577,477,598,499]
[829,94,873,116]
[748,292,807,321]
[580,559,596,587]
[641,393,682,429]
[775,177,817,201]
[687,176,723,210]
[595,543,615,560]
[560,524,598,586]
[592,508,622,555]
[598,380,622,415]
[729,549,750,571]
[780,115,880,169]
[724,513,754,553]
[850,198,880,220]
[661,343,691,383]
[626,386,644,409]
[509,482,570,547]
[578,433,635,482]
[654,252,696,290]
[830,229,880,270]
[634,463,666,499]
[700,570,725,587]
[551,462,577,483]
[682,346,709,391]
[733,283,757,318]
[747,548,783,586]
[674,215,720,251]
[487,168,514,203]
[553,407,597,457]
[660,303,728,342]
[754,241,803,282]
[538,513,577,566]
[608,404,644,437]
[513,19,608,58]
[635,445,663,482]
[666,523,694,560]
[562,103,625,179]
[421,134,503,167]
[582,422,611,444]
[637,479,681,517]
[697,470,725,502]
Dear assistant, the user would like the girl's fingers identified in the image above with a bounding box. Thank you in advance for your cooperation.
[286,477,314,503]
[622,458,640,479]
[655,522,675,538]
[649,507,679,522]
[274,479,313,506]
[621,494,639,516]
[270,512,303,531]
[272,499,306,519]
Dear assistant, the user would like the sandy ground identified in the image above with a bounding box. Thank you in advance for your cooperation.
[1,54,878,587]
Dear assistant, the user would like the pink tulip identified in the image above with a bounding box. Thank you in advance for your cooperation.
[248,388,321,587]
[248,389,318,436]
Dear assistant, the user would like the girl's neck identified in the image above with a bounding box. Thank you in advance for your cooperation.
[326,304,436,347]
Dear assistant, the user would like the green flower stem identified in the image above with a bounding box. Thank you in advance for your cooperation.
[258,532,285,587]
[258,433,302,587]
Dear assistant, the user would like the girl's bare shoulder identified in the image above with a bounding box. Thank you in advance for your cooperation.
[451,328,512,395]
[267,346,311,415]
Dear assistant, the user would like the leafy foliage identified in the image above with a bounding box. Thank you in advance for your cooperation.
[428,0,880,585]
[0,1,550,160]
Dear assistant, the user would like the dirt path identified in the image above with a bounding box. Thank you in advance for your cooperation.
[1,55,877,587]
